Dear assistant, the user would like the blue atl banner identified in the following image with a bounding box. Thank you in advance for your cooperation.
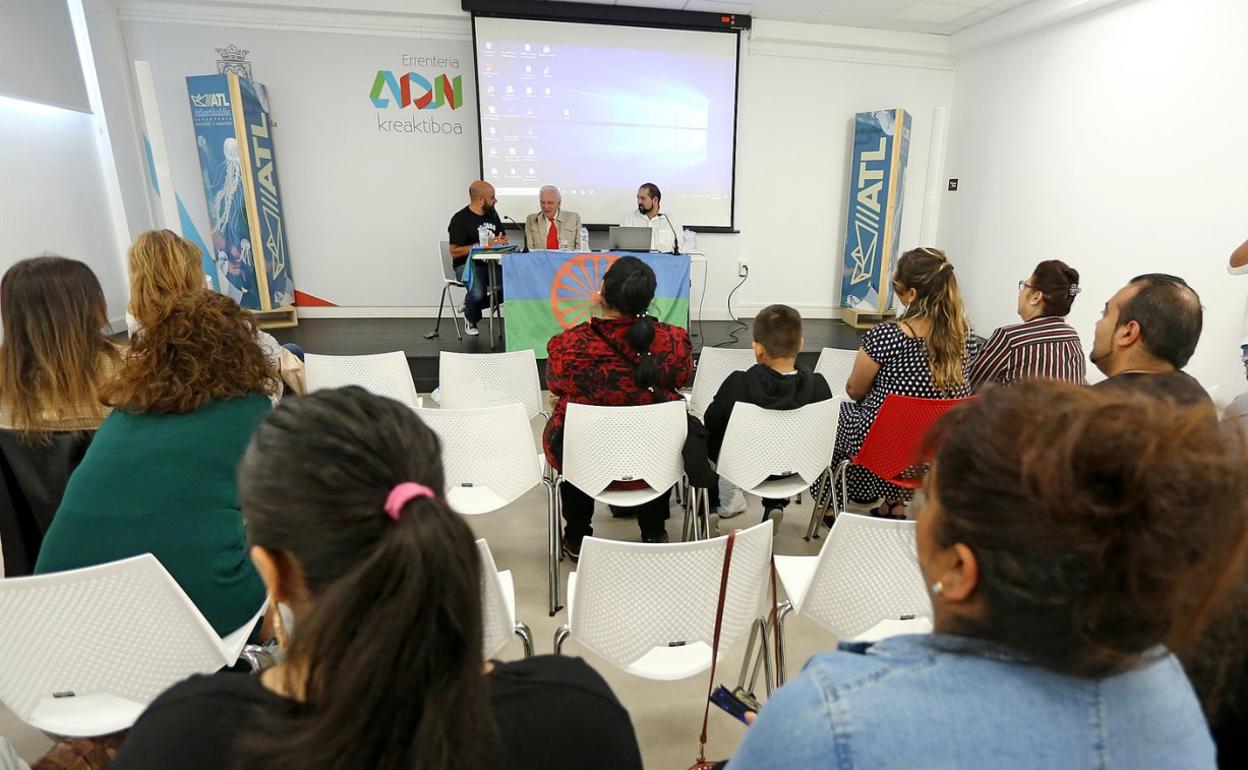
[840,109,911,314]
[186,74,295,311]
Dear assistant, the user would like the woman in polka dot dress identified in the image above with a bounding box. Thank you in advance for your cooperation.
[832,248,980,516]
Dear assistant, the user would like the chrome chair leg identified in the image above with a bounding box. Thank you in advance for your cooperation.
[546,478,562,616]
[757,617,775,696]
[699,487,712,540]
[553,624,570,654]
[683,487,699,542]
[736,616,761,689]
[776,601,794,685]
[514,623,534,658]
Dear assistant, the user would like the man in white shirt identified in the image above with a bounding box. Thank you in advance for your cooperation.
[620,182,680,253]
[524,185,582,251]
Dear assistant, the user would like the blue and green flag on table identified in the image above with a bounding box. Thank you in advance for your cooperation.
[501,250,690,358]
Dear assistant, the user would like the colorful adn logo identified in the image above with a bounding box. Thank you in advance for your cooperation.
[370,71,463,110]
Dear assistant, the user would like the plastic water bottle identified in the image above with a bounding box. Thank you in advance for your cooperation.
[682,229,697,253]
[579,226,590,251]
[477,224,490,247]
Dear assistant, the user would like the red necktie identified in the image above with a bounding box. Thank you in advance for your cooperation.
[546,218,559,249]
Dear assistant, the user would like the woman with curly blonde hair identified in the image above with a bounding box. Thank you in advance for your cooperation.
[126,229,303,394]
[37,290,277,636]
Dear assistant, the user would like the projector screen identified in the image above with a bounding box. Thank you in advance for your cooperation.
[472,16,739,229]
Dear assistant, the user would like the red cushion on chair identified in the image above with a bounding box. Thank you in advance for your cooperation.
[851,394,976,488]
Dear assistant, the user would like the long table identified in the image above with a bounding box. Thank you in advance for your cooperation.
[469,248,699,355]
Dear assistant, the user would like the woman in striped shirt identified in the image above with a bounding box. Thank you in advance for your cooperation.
[970,260,1086,389]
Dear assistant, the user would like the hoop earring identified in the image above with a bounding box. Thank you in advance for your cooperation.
[930,581,944,596]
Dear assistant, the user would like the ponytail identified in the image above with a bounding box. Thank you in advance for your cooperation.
[895,247,970,393]
[601,256,660,390]
[235,388,495,770]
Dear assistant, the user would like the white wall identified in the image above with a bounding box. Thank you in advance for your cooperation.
[731,22,954,318]
[940,0,1248,396]
[0,0,89,112]
[0,95,130,320]
[82,0,155,244]
[106,0,955,318]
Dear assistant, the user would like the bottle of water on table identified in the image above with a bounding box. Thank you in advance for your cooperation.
[478,224,490,248]
[580,226,590,252]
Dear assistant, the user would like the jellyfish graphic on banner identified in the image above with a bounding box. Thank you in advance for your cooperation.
[187,73,295,311]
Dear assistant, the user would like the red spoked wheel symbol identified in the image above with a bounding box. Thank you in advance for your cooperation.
[550,253,618,329]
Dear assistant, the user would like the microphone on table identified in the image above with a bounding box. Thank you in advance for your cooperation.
[502,215,527,252]
[660,213,680,255]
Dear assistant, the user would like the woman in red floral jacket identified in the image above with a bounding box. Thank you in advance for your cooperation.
[543,256,693,557]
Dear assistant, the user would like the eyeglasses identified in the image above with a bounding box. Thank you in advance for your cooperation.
[1018,281,1037,292]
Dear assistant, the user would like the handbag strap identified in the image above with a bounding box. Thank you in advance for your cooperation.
[696,529,736,762]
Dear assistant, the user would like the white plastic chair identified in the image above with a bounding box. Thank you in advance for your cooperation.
[687,348,757,419]
[814,347,857,397]
[771,513,932,683]
[716,399,841,504]
[477,539,533,659]
[438,350,546,421]
[304,351,421,408]
[554,521,774,683]
[425,240,466,341]
[561,401,687,507]
[0,554,266,737]
[415,404,559,614]
[561,399,689,532]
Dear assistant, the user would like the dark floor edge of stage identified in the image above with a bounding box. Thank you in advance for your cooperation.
[271,317,867,392]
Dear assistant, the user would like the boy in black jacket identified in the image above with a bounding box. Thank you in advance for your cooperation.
[703,304,833,527]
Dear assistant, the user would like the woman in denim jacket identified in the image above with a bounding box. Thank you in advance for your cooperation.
[731,380,1247,770]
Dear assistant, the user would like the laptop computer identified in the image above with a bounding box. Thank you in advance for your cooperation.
[608,226,654,251]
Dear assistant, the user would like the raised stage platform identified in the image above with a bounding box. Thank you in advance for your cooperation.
[270,317,867,392]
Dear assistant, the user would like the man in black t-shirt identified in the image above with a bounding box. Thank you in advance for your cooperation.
[447,180,507,335]
[1089,273,1212,408]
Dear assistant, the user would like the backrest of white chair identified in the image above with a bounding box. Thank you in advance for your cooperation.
[570,521,772,671]
[716,399,841,491]
[439,240,455,283]
[476,539,514,660]
[439,350,544,419]
[799,513,932,639]
[562,401,686,498]
[0,555,229,721]
[688,348,757,419]
[415,404,541,513]
[304,351,419,408]
[814,347,857,397]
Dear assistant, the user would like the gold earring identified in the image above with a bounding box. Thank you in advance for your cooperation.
[269,594,289,652]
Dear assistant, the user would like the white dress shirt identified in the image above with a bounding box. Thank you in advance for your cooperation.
[620,209,680,252]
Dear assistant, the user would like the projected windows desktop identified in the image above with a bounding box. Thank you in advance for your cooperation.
[473,16,739,227]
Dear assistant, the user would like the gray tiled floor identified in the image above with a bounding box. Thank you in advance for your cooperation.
[0,416,849,769]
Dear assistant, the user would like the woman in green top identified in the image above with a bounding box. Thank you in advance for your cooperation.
[37,290,279,636]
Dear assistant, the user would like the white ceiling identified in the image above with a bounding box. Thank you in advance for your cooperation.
[538,0,1037,35]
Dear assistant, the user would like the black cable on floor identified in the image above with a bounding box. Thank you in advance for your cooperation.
[713,266,750,348]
